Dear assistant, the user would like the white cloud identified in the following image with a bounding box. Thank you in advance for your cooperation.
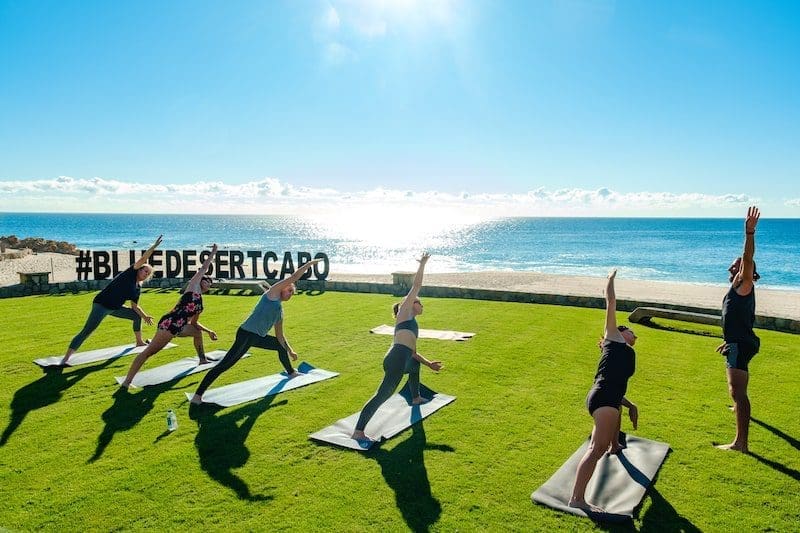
[332,0,459,38]
[321,4,340,31]
[785,198,800,207]
[323,41,356,65]
[0,175,766,217]
[315,0,464,64]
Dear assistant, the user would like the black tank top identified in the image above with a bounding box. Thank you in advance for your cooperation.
[722,285,760,353]
[594,339,636,387]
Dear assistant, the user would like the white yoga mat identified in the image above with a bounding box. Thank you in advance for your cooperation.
[185,361,338,407]
[370,324,475,341]
[309,382,456,451]
[531,435,670,522]
[113,350,249,388]
[34,342,177,368]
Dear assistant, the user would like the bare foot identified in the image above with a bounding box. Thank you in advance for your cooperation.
[351,430,373,443]
[135,339,150,347]
[287,371,305,378]
[119,381,131,390]
[411,396,430,405]
[190,394,203,405]
[715,443,748,453]
[568,499,604,513]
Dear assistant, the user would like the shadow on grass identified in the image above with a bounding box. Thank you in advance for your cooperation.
[1,359,115,446]
[89,381,181,462]
[636,319,721,339]
[637,487,702,532]
[367,423,454,533]
[747,452,800,482]
[191,396,287,502]
[751,417,800,451]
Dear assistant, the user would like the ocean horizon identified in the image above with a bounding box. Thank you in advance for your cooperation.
[2,212,799,290]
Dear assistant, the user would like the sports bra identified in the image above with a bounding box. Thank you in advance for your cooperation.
[394,317,419,337]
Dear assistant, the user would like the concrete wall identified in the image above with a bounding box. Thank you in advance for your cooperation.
[3,277,797,334]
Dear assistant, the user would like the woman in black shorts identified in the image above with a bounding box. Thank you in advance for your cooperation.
[120,244,218,388]
[569,269,639,514]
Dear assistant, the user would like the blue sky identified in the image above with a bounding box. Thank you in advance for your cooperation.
[1,0,798,216]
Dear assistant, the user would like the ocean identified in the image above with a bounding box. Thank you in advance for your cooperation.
[2,213,799,290]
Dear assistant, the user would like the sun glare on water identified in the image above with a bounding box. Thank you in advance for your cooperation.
[295,205,490,273]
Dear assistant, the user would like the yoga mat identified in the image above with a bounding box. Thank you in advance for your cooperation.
[309,382,456,451]
[113,350,249,388]
[34,342,177,368]
[370,324,475,341]
[531,435,670,522]
[185,361,338,407]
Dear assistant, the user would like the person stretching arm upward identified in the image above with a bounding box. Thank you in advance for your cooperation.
[351,253,444,443]
[61,234,163,365]
[715,206,761,453]
[569,270,638,514]
[120,244,218,388]
[189,258,323,404]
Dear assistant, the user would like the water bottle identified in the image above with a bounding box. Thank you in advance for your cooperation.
[166,409,178,432]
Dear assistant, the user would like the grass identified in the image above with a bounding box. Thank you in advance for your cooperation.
[0,290,798,532]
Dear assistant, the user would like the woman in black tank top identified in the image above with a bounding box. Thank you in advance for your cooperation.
[569,270,639,514]
[714,206,760,453]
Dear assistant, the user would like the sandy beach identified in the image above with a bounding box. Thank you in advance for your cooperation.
[3,253,797,319]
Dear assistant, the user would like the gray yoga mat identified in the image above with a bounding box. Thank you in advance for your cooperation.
[531,435,670,522]
[370,324,475,341]
[309,382,456,451]
[113,350,248,388]
[34,342,177,368]
[184,361,338,407]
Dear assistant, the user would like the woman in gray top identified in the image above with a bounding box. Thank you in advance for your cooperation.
[189,259,322,404]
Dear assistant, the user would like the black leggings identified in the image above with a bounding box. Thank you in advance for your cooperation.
[355,344,421,431]
[194,327,293,396]
[69,303,142,351]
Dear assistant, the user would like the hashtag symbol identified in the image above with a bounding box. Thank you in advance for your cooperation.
[75,250,93,280]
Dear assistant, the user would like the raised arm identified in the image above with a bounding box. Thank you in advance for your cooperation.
[133,234,163,269]
[396,252,430,319]
[604,269,626,342]
[186,243,218,293]
[737,206,760,292]
[266,258,322,299]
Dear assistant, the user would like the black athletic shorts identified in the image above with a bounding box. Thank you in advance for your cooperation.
[722,342,757,372]
[586,384,623,415]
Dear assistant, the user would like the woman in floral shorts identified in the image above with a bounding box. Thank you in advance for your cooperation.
[120,244,219,388]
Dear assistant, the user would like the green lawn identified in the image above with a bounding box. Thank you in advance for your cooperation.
[1,290,797,532]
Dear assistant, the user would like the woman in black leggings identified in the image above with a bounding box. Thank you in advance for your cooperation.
[569,269,639,514]
[351,253,443,444]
